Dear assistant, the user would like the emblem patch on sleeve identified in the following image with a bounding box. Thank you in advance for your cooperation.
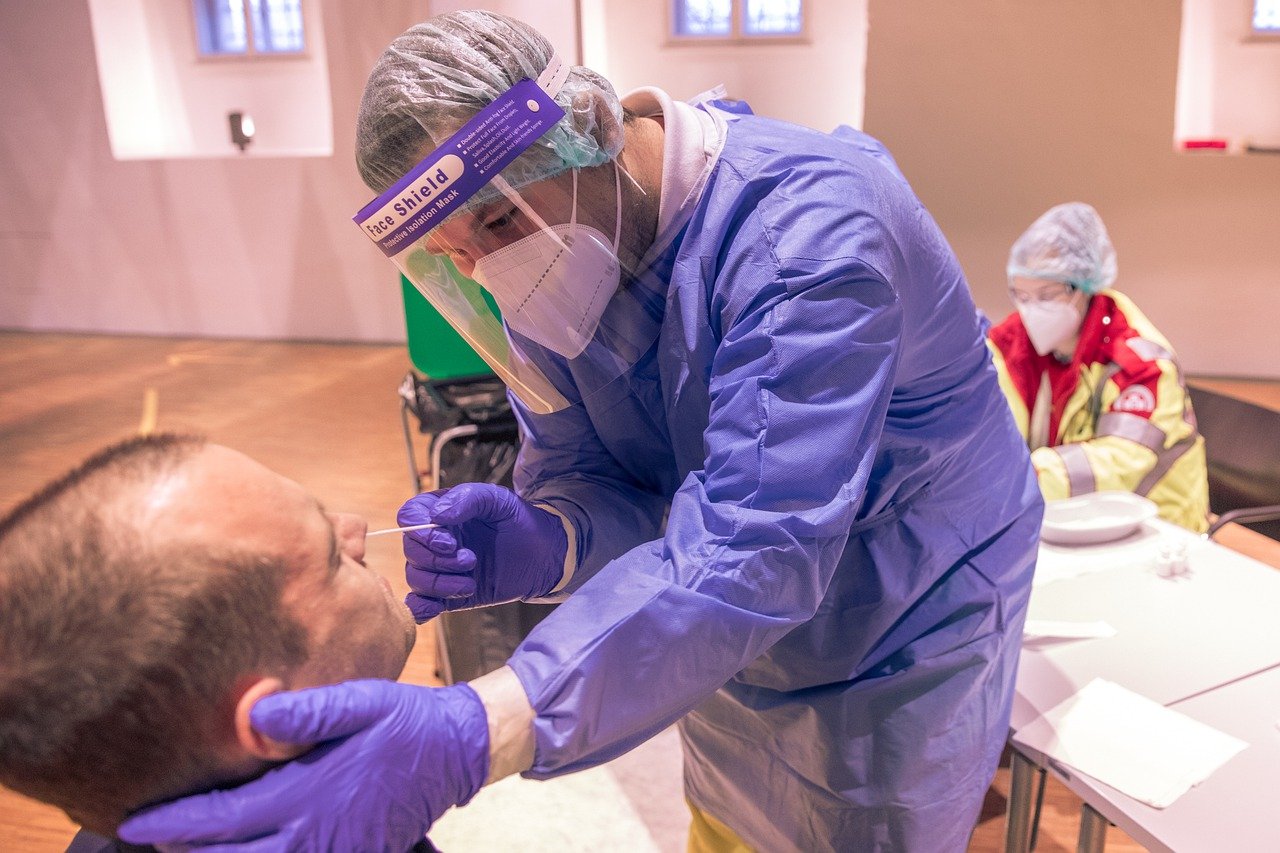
[1112,385,1156,415]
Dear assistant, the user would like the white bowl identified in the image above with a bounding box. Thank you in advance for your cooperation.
[1041,491,1159,546]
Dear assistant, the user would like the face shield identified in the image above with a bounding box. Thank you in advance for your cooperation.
[354,56,663,414]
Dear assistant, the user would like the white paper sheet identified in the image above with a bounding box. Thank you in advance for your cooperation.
[1033,531,1161,588]
[1014,678,1248,808]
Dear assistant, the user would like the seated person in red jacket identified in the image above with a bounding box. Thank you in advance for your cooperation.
[987,202,1209,531]
[0,435,419,843]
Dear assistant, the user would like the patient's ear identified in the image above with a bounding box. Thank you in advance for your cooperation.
[234,677,307,761]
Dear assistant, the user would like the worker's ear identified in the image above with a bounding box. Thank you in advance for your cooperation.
[234,677,307,761]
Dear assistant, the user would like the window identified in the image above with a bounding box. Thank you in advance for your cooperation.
[671,0,804,41]
[674,0,731,36]
[193,0,305,57]
[1254,0,1280,34]
[743,0,802,35]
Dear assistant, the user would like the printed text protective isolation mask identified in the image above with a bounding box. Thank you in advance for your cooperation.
[352,55,662,414]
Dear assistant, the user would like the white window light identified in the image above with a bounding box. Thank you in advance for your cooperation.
[1253,0,1280,34]
[671,0,804,41]
[743,0,802,36]
[193,0,306,57]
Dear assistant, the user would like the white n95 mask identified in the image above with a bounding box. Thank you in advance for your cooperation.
[473,165,622,360]
[1019,299,1085,356]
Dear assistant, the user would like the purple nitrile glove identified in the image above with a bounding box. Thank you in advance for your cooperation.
[118,681,488,852]
[398,482,569,623]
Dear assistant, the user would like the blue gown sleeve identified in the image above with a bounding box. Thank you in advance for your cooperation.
[507,238,906,775]
[511,394,669,593]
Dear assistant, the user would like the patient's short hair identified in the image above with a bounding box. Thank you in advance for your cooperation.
[0,434,309,833]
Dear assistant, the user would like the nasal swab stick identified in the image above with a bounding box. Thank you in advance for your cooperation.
[366,523,441,538]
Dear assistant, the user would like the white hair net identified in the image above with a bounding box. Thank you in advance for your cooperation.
[1007,202,1118,294]
[355,10,625,198]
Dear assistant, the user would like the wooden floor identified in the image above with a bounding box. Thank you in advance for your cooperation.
[1,330,1277,852]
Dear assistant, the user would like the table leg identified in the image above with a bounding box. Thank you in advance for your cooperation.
[1004,748,1038,853]
[1077,803,1109,853]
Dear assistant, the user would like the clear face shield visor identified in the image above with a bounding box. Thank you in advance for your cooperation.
[354,60,662,414]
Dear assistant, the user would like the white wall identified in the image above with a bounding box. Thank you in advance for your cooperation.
[593,0,867,132]
[88,0,333,159]
[429,0,579,63]
[863,0,1280,379]
[0,0,423,341]
[1176,0,1280,149]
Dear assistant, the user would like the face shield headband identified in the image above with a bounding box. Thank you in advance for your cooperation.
[355,53,572,247]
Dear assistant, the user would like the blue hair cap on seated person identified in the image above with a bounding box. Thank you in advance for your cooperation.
[1007,202,1118,294]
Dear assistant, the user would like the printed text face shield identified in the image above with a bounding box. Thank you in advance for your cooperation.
[354,69,663,414]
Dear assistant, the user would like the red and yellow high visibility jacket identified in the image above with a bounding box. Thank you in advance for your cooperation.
[987,290,1209,532]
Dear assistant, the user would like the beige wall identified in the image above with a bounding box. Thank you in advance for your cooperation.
[430,0,579,62]
[0,0,584,343]
[4,0,1276,380]
[863,0,1280,378]
[87,0,333,160]
[0,0,421,341]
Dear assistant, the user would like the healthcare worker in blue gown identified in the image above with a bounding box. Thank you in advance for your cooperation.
[121,10,1042,852]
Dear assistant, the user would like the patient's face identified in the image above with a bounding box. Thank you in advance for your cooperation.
[140,444,416,688]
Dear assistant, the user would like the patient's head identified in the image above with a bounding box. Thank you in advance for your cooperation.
[0,434,416,835]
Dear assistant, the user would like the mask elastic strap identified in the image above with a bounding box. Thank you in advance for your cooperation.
[610,160,623,253]
[616,159,647,197]
[569,168,579,230]
[567,164,622,254]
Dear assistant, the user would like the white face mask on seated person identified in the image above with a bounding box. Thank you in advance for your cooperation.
[1009,279,1088,357]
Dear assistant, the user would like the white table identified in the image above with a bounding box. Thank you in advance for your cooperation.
[1013,663,1280,852]
[1004,519,1280,852]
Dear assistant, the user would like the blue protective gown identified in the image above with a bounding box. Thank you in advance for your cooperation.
[505,106,1042,851]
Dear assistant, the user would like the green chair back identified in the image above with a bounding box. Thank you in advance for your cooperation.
[400,275,493,379]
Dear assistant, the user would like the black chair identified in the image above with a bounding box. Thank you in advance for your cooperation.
[1186,383,1280,541]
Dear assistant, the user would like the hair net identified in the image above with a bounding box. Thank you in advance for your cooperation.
[355,10,624,198]
[1007,202,1118,294]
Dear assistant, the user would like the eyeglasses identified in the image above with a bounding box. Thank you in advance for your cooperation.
[1009,281,1076,306]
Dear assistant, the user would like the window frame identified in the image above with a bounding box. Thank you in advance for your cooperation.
[189,0,311,62]
[666,0,809,47]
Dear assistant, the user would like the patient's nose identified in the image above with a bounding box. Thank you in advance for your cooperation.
[328,512,369,563]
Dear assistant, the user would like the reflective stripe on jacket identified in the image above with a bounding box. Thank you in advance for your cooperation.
[988,290,1209,532]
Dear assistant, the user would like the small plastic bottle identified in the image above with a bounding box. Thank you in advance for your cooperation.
[1155,540,1190,578]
